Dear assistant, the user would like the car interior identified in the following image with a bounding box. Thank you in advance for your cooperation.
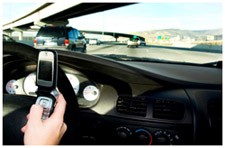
[3,41,222,145]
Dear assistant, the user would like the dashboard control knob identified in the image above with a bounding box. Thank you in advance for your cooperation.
[134,129,152,145]
[118,131,128,139]
[116,126,132,140]
[154,130,175,145]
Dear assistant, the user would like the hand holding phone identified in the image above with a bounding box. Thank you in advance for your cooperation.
[22,92,67,145]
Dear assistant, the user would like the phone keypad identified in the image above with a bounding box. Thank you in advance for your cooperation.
[36,96,54,120]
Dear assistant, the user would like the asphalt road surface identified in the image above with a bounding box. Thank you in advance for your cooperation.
[86,43,222,64]
[17,40,221,64]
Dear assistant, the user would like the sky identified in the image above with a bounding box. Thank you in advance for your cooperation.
[2,2,223,33]
[2,2,37,24]
[69,3,223,33]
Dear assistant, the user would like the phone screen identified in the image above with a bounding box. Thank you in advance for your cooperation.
[38,60,52,81]
[37,50,56,88]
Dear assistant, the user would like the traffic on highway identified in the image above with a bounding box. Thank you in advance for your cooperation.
[3,2,222,145]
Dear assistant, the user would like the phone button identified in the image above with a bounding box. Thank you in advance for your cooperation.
[40,99,49,108]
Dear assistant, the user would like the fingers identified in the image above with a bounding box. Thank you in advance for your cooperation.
[61,123,67,134]
[21,125,26,133]
[57,122,67,142]
[21,106,41,133]
[51,93,67,120]
[21,114,29,133]
[27,104,43,125]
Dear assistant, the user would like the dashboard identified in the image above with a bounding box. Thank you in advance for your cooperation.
[4,63,100,108]
[3,43,222,145]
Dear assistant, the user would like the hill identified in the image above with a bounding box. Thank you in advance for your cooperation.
[131,29,222,41]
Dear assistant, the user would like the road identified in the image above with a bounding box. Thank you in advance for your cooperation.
[86,43,222,64]
[17,40,221,64]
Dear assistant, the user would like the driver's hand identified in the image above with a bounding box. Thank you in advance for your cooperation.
[21,92,67,145]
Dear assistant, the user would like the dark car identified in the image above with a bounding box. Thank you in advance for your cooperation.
[34,26,86,53]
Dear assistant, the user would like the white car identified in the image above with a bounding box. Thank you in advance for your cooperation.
[89,38,100,45]
[138,40,146,46]
[127,38,138,48]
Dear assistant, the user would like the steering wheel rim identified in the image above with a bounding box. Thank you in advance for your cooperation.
[3,42,80,145]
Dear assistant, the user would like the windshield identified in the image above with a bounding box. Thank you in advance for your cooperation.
[3,2,223,65]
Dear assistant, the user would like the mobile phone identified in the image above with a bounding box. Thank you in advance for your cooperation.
[36,50,58,89]
[36,50,58,119]
[35,95,56,120]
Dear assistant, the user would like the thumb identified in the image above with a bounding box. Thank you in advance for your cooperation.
[27,104,43,125]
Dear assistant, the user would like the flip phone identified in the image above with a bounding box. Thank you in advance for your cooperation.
[35,50,58,120]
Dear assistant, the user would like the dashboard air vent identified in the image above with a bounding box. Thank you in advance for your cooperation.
[153,99,185,120]
[207,99,222,144]
[208,99,222,129]
[116,96,147,117]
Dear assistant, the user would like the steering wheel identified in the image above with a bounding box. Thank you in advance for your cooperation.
[3,42,80,145]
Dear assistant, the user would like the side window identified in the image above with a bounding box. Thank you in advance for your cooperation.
[3,35,14,41]
[77,31,82,38]
[4,35,9,41]
[68,30,75,40]
[3,36,6,41]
